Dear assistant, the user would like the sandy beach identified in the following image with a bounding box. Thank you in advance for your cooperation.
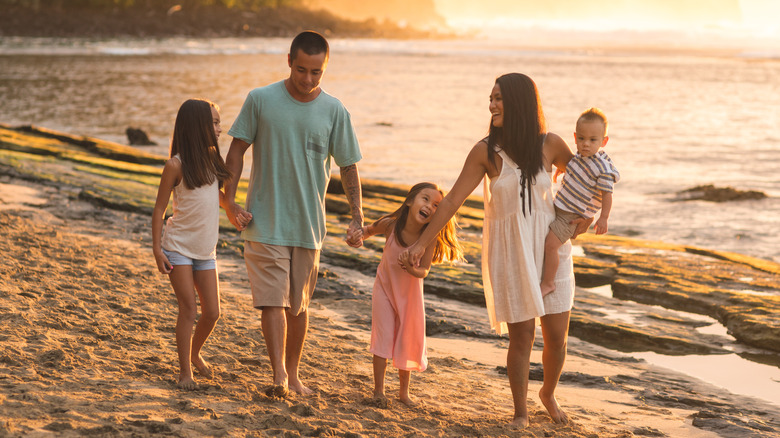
[3,171,780,438]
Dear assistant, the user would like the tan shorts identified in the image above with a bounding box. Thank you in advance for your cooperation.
[549,207,584,244]
[243,241,320,316]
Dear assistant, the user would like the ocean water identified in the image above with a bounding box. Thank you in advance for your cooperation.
[1,36,779,262]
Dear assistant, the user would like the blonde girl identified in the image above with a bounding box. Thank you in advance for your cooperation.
[152,98,251,389]
[357,182,463,405]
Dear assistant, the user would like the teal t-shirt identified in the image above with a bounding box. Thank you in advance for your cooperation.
[228,80,362,249]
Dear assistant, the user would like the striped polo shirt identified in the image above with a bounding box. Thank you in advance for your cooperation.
[554,150,620,218]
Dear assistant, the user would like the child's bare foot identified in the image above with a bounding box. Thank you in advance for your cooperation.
[509,415,529,429]
[399,394,417,407]
[191,356,212,378]
[177,376,197,390]
[539,390,569,424]
[540,282,556,297]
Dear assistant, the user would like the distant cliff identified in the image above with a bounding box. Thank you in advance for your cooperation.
[0,2,444,38]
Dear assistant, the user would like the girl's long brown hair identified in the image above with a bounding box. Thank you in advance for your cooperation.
[170,99,231,189]
[487,73,546,216]
[381,182,464,264]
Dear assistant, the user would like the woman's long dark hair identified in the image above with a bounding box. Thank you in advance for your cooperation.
[487,73,547,215]
[170,99,231,189]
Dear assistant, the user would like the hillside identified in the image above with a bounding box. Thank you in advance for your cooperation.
[0,3,446,39]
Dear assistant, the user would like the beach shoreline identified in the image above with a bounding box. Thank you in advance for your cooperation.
[1,175,778,437]
[1,124,780,436]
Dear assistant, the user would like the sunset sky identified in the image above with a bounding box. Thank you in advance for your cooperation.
[433,0,780,41]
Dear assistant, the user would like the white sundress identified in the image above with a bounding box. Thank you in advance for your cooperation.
[482,149,575,335]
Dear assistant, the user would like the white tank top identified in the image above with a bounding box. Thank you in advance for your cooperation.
[161,155,220,260]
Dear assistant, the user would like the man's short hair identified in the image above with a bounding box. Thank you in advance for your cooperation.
[290,31,329,61]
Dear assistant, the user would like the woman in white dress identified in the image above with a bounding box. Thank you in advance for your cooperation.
[402,73,589,428]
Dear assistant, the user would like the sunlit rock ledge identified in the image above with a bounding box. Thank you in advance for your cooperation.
[1,123,778,358]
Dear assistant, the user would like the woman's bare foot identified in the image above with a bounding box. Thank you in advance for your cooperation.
[177,376,197,390]
[539,390,569,424]
[191,355,212,378]
[509,415,529,429]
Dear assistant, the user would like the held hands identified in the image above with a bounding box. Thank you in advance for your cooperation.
[399,243,425,270]
[397,250,411,272]
[226,201,253,231]
[345,219,364,248]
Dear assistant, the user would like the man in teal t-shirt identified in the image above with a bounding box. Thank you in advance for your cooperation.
[224,31,364,398]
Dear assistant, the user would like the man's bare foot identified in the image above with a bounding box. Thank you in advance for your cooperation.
[509,415,529,429]
[191,356,212,378]
[539,390,569,424]
[264,384,289,398]
[289,380,314,396]
[540,282,556,297]
[368,393,390,408]
[177,376,197,390]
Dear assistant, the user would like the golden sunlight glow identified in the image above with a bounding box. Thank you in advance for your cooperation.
[434,0,779,38]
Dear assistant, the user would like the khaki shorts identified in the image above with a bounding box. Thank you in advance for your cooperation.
[244,241,320,316]
[549,207,585,244]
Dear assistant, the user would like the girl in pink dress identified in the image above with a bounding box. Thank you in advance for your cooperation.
[356,182,463,405]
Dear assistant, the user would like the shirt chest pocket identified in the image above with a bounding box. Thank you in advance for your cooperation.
[306,134,329,161]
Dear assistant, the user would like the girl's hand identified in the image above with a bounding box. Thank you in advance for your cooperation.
[401,243,426,269]
[154,250,173,274]
[236,207,253,229]
[397,250,409,271]
[226,202,252,231]
[345,225,364,247]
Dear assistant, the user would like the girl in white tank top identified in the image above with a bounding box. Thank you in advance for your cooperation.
[151,99,251,390]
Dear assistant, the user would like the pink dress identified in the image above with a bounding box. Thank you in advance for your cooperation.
[369,231,428,372]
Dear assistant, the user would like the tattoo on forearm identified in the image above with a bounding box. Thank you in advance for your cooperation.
[340,164,363,223]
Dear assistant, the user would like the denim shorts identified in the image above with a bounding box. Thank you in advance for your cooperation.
[162,249,216,271]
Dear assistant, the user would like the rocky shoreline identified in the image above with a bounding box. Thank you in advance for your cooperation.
[2,122,780,358]
[2,123,780,436]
